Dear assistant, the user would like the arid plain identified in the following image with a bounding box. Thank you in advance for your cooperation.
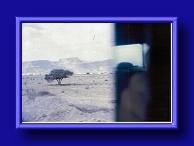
[22,74,116,122]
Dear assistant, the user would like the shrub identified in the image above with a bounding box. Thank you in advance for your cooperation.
[38,91,55,96]
[45,69,73,85]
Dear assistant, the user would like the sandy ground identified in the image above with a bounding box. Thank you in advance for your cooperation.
[22,74,116,122]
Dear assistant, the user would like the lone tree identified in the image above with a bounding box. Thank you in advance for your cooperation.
[44,69,73,85]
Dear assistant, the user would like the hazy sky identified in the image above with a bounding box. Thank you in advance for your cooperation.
[22,23,148,66]
[22,23,114,62]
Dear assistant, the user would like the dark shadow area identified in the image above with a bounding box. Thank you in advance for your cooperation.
[20,127,184,141]
[177,23,188,137]
[115,23,172,122]
[146,24,171,122]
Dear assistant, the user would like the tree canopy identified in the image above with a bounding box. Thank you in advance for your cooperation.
[44,69,73,85]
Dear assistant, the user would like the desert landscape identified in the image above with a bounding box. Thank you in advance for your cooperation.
[21,23,118,123]
[22,73,116,122]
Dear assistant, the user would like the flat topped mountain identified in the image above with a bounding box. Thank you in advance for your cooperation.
[59,57,84,65]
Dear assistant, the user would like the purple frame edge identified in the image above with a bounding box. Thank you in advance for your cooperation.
[16,17,21,129]
[172,17,178,129]
[16,17,178,129]
[16,17,175,22]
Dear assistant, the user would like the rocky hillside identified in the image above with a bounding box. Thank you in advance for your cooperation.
[22,57,116,75]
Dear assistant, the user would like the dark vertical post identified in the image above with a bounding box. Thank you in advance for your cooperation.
[142,44,145,68]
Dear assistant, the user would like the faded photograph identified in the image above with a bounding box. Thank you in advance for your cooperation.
[22,23,171,123]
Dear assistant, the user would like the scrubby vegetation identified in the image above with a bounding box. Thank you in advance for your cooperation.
[44,69,73,85]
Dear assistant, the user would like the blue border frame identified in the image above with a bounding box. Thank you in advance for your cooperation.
[16,17,178,129]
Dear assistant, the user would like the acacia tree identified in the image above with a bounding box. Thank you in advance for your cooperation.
[44,69,73,85]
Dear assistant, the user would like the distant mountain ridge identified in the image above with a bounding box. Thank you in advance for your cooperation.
[22,57,116,75]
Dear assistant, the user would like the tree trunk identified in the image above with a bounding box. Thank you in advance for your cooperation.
[56,79,63,85]
[56,79,60,85]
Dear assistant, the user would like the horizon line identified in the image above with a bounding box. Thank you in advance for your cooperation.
[22,57,115,62]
